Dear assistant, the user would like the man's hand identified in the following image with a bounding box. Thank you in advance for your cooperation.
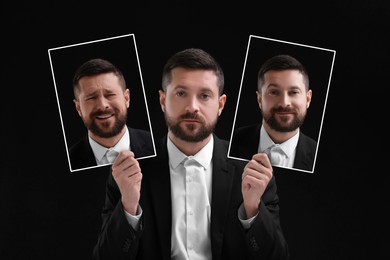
[111,151,142,215]
[242,153,273,219]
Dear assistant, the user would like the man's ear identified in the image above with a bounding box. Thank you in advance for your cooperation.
[306,89,312,109]
[159,90,166,112]
[125,88,130,108]
[256,90,262,110]
[74,99,82,117]
[218,94,227,116]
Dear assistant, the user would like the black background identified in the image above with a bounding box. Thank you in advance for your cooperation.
[1,1,389,259]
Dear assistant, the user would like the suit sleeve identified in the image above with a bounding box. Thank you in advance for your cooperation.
[92,170,143,260]
[244,176,290,260]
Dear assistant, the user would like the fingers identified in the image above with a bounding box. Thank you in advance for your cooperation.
[112,151,141,182]
[111,151,143,215]
[243,153,273,181]
[113,150,136,168]
[241,153,273,218]
[251,153,272,169]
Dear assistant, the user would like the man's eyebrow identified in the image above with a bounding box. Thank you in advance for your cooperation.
[85,90,98,97]
[103,88,116,93]
[266,84,302,90]
[266,83,280,89]
[172,85,187,90]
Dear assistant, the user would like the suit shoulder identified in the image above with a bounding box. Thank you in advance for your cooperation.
[128,127,151,137]
[213,134,229,149]
[300,132,317,149]
[234,124,259,137]
[68,138,86,154]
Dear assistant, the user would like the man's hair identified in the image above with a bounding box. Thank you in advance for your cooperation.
[162,48,224,95]
[257,54,309,91]
[72,58,126,99]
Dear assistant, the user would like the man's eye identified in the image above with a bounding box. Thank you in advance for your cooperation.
[176,91,186,97]
[200,94,210,100]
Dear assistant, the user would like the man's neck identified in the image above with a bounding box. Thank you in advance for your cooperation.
[263,123,299,144]
[89,126,127,148]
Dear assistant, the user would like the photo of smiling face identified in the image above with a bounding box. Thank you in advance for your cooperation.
[257,69,312,133]
[74,72,130,140]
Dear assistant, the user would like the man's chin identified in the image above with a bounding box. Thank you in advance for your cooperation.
[272,123,299,133]
[178,136,206,143]
[90,127,116,138]
[275,114,293,121]
[274,116,296,125]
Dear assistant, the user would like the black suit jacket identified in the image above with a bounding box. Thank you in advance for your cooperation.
[229,124,317,172]
[93,134,289,260]
[68,127,155,172]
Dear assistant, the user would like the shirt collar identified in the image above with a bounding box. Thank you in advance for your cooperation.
[89,127,130,162]
[167,135,214,170]
[259,125,299,158]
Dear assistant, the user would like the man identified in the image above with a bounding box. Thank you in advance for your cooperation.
[93,48,289,259]
[69,58,155,171]
[229,54,317,172]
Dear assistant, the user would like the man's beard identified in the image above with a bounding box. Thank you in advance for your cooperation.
[84,108,127,138]
[165,111,217,142]
[263,107,306,132]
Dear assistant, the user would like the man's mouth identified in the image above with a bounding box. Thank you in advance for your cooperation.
[183,119,200,123]
[96,113,113,119]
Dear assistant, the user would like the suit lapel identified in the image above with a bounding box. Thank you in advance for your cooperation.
[75,136,96,169]
[210,135,236,260]
[293,134,312,171]
[145,136,172,260]
[128,127,148,158]
[146,135,237,259]
[83,136,97,164]
[241,124,261,159]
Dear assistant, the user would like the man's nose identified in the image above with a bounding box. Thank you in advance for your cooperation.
[279,92,291,107]
[185,96,200,113]
[96,95,110,110]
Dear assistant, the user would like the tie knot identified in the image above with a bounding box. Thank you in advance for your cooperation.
[268,145,284,166]
[270,144,283,152]
[182,156,198,166]
[105,149,119,163]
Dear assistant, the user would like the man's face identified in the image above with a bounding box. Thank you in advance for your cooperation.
[159,68,226,142]
[257,70,312,132]
[74,72,130,138]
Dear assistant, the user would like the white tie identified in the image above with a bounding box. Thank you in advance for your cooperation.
[182,157,211,260]
[269,145,284,166]
[105,149,119,164]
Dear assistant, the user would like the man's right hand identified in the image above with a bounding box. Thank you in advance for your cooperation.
[111,150,142,215]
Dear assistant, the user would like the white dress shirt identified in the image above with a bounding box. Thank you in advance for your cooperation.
[123,135,257,258]
[257,125,299,168]
[167,136,213,260]
[88,127,131,165]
